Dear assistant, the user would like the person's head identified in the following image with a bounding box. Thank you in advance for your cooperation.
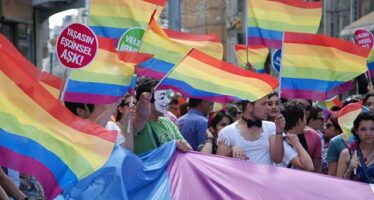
[64,102,94,119]
[169,96,181,117]
[267,92,280,121]
[307,106,324,131]
[225,103,242,121]
[353,111,374,145]
[189,98,213,116]
[282,100,306,133]
[116,95,137,122]
[241,95,269,121]
[323,115,342,141]
[363,93,374,111]
[208,111,233,134]
[294,99,312,119]
[136,77,170,115]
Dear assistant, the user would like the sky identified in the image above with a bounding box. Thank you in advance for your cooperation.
[49,9,78,29]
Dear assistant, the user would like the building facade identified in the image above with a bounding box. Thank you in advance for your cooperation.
[0,0,84,68]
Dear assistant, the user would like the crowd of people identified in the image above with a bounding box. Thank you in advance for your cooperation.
[1,77,374,199]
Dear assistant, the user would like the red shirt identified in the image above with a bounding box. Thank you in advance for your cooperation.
[304,127,322,159]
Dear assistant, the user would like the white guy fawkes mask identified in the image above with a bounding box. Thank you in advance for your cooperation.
[154,90,170,114]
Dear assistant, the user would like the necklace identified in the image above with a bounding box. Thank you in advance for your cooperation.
[363,148,374,165]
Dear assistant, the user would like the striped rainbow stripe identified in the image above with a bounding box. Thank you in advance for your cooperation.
[137,18,224,80]
[157,49,278,103]
[247,0,322,48]
[0,34,63,98]
[317,96,343,110]
[234,44,269,73]
[280,32,370,101]
[368,48,374,77]
[338,101,363,145]
[88,0,156,47]
[0,44,116,199]
[63,37,140,104]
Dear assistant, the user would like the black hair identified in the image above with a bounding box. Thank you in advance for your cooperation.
[268,91,278,99]
[307,106,323,123]
[135,77,158,101]
[188,98,204,108]
[326,114,342,133]
[282,100,305,131]
[363,93,374,105]
[209,111,233,130]
[352,111,374,143]
[169,96,179,105]
[330,106,341,112]
[64,102,94,116]
[115,94,134,122]
[225,103,241,119]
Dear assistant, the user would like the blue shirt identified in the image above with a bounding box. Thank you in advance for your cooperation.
[178,110,208,151]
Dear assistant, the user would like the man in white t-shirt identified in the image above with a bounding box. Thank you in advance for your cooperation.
[216,95,285,165]
[276,101,314,171]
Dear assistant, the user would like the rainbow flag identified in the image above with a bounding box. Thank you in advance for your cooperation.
[88,0,156,48]
[247,0,322,48]
[368,48,374,77]
[156,49,278,103]
[0,34,63,98]
[0,43,117,199]
[280,32,370,101]
[234,44,269,73]
[63,37,150,104]
[317,96,343,110]
[144,0,166,19]
[137,18,224,80]
[61,141,374,200]
[338,101,364,145]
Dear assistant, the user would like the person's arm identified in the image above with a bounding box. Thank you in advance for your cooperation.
[133,93,151,133]
[168,118,192,152]
[0,185,8,200]
[270,115,285,163]
[0,169,26,200]
[216,142,232,157]
[326,141,339,176]
[337,149,358,179]
[121,107,136,152]
[287,134,314,171]
[200,129,214,154]
[312,134,323,173]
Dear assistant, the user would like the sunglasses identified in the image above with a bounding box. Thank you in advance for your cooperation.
[325,123,334,128]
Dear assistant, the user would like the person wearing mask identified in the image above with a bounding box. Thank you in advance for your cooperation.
[133,78,191,154]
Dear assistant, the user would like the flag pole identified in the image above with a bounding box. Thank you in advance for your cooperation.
[154,48,194,90]
[278,33,285,99]
[58,68,71,102]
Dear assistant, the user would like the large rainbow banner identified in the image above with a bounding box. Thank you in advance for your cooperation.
[60,141,374,199]
[0,42,116,199]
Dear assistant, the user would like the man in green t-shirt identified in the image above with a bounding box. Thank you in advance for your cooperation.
[133,78,192,154]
